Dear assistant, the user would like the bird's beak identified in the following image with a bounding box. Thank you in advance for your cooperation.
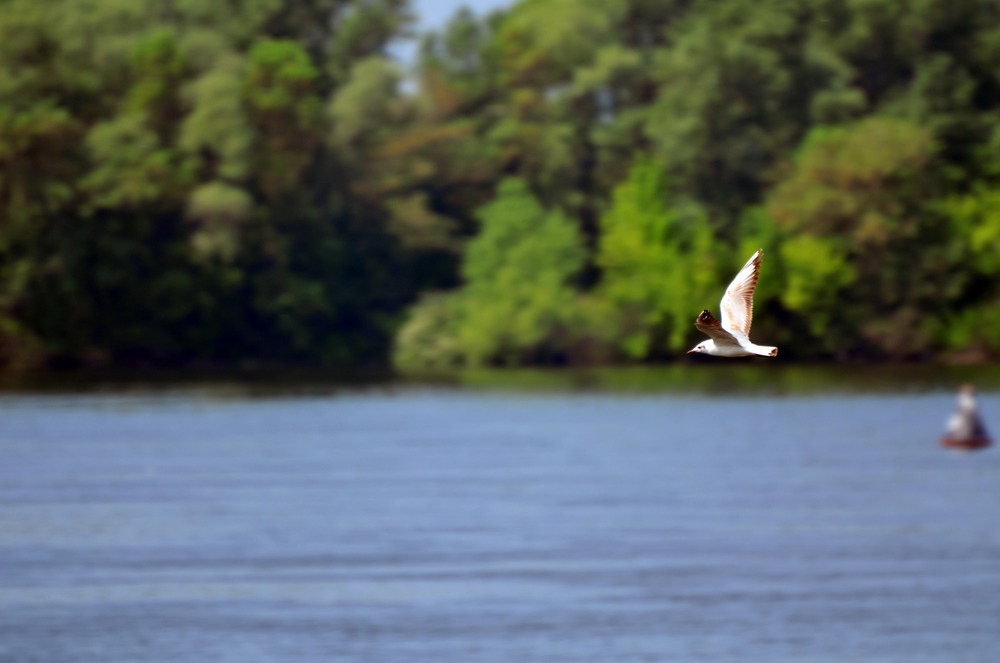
[686,349,696,354]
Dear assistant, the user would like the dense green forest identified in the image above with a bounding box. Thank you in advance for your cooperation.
[3,0,1000,370]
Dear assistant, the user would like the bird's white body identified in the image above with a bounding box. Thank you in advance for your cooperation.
[691,338,776,358]
[688,249,778,358]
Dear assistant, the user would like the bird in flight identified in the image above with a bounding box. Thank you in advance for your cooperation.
[687,248,778,358]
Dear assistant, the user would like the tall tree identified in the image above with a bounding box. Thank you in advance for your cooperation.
[594,158,719,358]
[0,0,415,369]
[394,179,586,367]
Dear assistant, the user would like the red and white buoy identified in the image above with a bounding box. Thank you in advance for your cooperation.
[940,384,991,451]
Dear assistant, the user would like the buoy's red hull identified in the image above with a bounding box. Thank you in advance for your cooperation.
[940,436,992,451]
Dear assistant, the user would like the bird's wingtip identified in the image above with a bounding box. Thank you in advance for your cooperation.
[695,309,718,326]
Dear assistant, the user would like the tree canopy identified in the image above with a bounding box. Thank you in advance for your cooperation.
[3,0,1000,370]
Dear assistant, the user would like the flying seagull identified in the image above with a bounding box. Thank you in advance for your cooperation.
[687,248,778,358]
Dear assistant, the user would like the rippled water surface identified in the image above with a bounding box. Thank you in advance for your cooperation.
[1,366,998,662]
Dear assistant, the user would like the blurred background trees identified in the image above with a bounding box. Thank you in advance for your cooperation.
[2,0,1000,370]
[0,0,411,368]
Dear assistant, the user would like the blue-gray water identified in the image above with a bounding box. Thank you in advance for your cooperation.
[1,366,998,662]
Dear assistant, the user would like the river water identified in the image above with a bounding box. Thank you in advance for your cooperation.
[1,365,998,662]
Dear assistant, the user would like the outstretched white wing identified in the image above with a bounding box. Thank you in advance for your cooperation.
[719,249,762,337]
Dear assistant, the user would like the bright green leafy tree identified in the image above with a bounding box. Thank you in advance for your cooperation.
[594,158,719,358]
[394,179,586,367]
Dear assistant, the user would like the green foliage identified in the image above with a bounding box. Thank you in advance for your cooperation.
[5,0,1000,370]
[779,235,855,343]
[458,179,586,365]
[84,113,186,209]
[942,188,1000,277]
[645,0,812,219]
[328,56,402,152]
[186,181,253,262]
[498,0,625,84]
[394,179,586,367]
[393,293,464,371]
[765,117,956,358]
[934,187,1000,357]
[180,55,253,181]
[0,0,412,370]
[394,0,1000,367]
[244,38,323,200]
[594,159,719,357]
[768,118,936,243]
